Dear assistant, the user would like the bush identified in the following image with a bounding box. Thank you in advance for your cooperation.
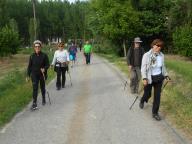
[94,38,118,55]
[172,24,192,57]
[0,25,20,56]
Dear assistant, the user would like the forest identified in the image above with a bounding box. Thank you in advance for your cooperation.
[0,0,192,57]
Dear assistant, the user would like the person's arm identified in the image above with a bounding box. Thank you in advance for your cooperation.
[162,54,170,80]
[51,51,57,66]
[41,54,50,79]
[27,55,32,77]
[83,45,85,53]
[66,50,70,63]
[44,54,50,71]
[141,53,148,86]
[90,45,92,54]
[127,48,132,69]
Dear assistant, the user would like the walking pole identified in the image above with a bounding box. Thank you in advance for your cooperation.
[161,80,169,91]
[124,81,128,90]
[129,85,144,110]
[129,95,139,110]
[42,71,51,105]
[67,70,72,86]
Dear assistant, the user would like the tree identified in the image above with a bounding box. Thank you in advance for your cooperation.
[89,0,143,56]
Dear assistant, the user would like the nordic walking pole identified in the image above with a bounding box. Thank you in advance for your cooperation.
[67,69,72,86]
[42,71,51,105]
[129,95,139,110]
[129,85,144,110]
[124,81,128,90]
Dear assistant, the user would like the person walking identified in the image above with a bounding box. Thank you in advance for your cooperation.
[51,42,70,90]
[79,39,83,52]
[139,39,170,121]
[83,40,92,64]
[127,37,145,94]
[27,40,50,110]
[68,42,77,67]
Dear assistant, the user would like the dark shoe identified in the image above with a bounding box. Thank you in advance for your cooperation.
[31,103,38,110]
[152,114,161,121]
[139,101,144,109]
[131,90,135,94]
[62,85,65,88]
[42,100,46,106]
[57,87,61,90]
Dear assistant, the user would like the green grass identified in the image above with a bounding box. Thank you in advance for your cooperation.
[165,60,192,83]
[0,68,55,128]
[98,53,129,75]
[98,53,192,137]
[0,46,55,128]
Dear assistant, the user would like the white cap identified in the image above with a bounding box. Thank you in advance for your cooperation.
[33,40,42,46]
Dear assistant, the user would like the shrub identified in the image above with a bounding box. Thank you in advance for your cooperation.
[172,24,192,57]
[0,25,20,56]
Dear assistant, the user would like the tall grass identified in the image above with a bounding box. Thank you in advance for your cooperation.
[165,60,192,83]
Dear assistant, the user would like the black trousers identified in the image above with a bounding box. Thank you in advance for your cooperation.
[31,73,45,104]
[84,53,91,64]
[141,81,163,114]
[56,66,68,88]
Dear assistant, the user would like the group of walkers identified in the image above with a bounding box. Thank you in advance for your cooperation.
[27,37,169,121]
[127,37,170,121]
[27,40,92,110]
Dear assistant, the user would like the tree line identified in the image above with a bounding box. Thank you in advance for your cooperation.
[88,0,192,57]
[0,0,191,58]
[0,0,89,57]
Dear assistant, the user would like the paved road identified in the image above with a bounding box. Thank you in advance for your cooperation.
[0,52,191,144]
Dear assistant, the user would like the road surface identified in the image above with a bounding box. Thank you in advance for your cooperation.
[0,52,191,144]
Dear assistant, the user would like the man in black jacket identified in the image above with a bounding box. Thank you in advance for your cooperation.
[127,37,145,94]
[27,40,50,110]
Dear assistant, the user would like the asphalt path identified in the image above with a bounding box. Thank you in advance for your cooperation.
[0,52,191,144]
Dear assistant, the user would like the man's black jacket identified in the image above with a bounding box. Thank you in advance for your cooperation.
[27,51,50,78]
[126,47,145,68]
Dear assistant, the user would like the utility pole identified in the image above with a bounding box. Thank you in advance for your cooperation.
[32,0,37,40]
[83,8,86,43]
[63,27,65,42]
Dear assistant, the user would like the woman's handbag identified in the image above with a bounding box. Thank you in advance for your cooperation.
[152,74,164,83]
[54,64,57,72]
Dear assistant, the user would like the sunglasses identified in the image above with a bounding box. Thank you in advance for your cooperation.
[156,44,162,48]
